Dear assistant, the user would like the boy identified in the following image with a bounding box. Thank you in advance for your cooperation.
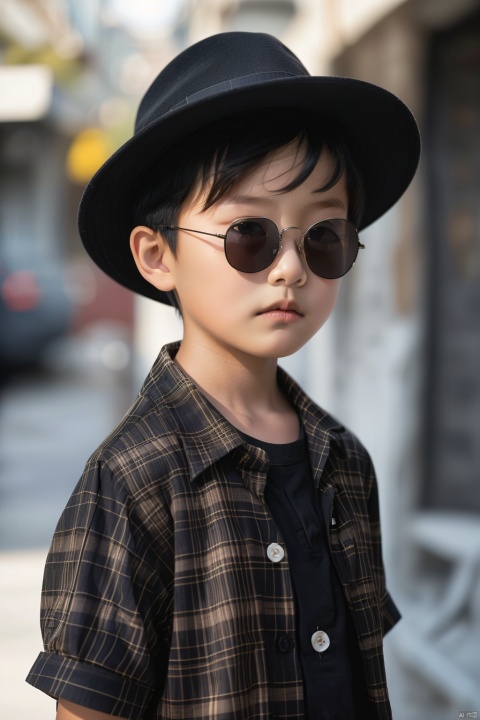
[27,32,420,720]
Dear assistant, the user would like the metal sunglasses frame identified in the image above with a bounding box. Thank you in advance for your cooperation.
[160,217,365,278]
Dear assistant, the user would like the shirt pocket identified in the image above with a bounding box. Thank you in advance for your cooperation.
[329,497,383,642]
[328,491,375,591]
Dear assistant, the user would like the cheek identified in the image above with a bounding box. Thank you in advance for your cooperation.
[312,279,341,322]
[203,274,251,318]
[175,252,248,318]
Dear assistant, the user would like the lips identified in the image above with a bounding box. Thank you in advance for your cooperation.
[257,300,303,316]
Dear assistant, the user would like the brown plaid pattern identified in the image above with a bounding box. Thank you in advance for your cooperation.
[27,342,399,719]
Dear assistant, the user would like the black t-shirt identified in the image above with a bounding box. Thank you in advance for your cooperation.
[242,430,371,720]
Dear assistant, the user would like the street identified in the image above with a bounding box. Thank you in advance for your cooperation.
[0,357,134,718]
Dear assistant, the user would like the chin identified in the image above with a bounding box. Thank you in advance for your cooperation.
[259,336,314,360]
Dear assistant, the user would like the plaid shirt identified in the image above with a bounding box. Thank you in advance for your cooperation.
[27,342,399,720]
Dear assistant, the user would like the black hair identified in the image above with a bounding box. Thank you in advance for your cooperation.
[132,109,365,309]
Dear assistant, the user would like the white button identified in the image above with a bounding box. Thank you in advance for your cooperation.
[267,543,284,562]
[311,630,330,653]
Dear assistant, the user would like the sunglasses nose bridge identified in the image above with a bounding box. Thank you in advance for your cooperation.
[278,226,305,256]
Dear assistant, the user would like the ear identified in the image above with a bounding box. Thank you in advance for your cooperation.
[129,225,177,294]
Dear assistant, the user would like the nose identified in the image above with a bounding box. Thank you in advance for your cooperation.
[267,227,307,287]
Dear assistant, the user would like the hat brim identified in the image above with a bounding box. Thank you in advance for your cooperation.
[78,75,420,304]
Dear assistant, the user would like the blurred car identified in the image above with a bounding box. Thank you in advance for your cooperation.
[0,254,73,369]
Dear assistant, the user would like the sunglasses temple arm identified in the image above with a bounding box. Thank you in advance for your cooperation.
[164,225,226,240]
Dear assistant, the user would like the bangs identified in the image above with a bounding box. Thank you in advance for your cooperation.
[133,107,365,248]
[201,131,345,211]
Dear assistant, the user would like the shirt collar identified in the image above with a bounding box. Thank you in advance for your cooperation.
[142,342,348,483]
[276,365,349,486]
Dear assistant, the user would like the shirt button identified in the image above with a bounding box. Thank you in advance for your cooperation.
[311,630,330,653]
[267,543,284,562]
[277,634,295,653]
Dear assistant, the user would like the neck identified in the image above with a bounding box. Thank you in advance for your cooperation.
[174,340,299,443]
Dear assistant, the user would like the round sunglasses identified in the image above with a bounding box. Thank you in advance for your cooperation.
[160,217,364,279]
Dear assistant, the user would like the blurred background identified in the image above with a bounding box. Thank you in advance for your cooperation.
[0,0,479,718]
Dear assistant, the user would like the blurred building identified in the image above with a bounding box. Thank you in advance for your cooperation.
[0,0,134,371]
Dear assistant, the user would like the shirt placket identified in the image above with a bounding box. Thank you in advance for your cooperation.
[233,445,304,717]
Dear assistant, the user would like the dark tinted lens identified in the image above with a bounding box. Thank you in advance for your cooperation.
[304,219,359,279]
[225,218,279,273]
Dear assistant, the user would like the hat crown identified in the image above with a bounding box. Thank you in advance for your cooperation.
[136,32,309,133]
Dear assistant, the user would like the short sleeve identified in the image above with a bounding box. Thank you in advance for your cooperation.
[365,457,401,635]
[26,455,170,719]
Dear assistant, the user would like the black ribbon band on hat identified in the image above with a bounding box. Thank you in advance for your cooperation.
[172,71,301,111]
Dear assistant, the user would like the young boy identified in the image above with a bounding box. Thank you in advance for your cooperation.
[27,32,420,720]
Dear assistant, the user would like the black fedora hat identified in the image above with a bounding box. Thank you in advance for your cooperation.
[78,31,420,304]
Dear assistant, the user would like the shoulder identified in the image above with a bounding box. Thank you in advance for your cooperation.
[80,385,188,503]
[333,423,374,468]
[50,388,183,576]
[73,343,246,508]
